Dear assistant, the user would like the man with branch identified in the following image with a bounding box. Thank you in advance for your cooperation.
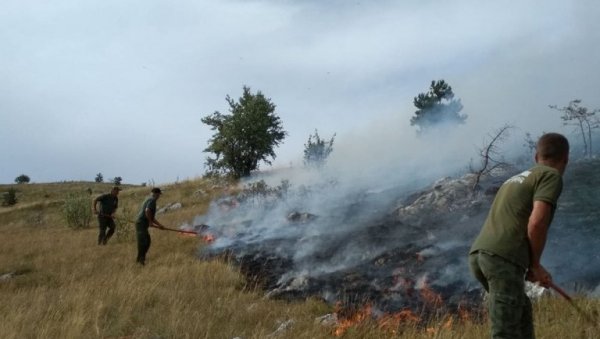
[92,186,121,245]
[469,133,569,339]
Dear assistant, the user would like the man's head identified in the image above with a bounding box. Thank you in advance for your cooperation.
[535,133,569,174]
[111,186,122,196]
[151,187,162,199]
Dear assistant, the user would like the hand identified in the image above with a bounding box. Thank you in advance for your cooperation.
[527,265,552,288]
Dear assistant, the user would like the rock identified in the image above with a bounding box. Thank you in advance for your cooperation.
[287,211,317,223]
[266,319,294,337]
[0,272,15,282]
[157,202,183,214]
[315,313,338,326]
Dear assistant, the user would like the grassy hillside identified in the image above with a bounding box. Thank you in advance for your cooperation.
[0,180,597,338]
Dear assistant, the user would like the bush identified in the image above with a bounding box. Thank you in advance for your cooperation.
[113,176,122,185]
[14,174,31,184]
[1,188,17,206]
[114,206,136,242]
[62,193,92,229]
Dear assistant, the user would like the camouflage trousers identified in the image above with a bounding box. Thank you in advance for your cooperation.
[469,250,534,339]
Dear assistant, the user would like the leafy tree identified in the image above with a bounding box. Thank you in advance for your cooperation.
[202,86,287,178]
[95,173,104,183]
[14,174,30,184]
[303,129,335,168]
[410,80,466,133]
[113,176,122,185]
[549,99,599,158]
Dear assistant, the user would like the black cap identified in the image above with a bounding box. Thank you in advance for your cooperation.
[151,187,162,194]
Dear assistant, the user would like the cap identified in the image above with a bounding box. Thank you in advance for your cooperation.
[151,187,162,194]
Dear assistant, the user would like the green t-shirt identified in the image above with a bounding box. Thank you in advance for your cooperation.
[136,197,157,227]
[96,193,118,215]
[470,164,563,268]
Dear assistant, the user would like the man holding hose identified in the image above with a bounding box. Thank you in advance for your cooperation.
[469,133,569,339]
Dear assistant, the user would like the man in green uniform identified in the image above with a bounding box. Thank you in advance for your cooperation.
[92,186,121,245]
[469,133,569,339]
[135,187,165,265]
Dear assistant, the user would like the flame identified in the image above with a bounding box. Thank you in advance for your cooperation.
[332,303,372,336]
[378,309,421,333]
[202,233,215,243]
[418,278,443,307]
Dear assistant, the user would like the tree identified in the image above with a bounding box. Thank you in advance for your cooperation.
[113,176,122,185]
[470,124,513,190]
[14,174,30,184]
[202,86,287,178]
[410,80,466,133]
[303,129,335,168]
[549,99,599,158]
[95,173,103,183]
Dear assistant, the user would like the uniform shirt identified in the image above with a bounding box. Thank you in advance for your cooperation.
[96,193,119,216]
[136,197,157,227]
[470,164,563,268]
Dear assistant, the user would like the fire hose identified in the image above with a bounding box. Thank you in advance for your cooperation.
[548,281,597,325]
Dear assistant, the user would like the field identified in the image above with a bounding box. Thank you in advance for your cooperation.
[1,180,598,338]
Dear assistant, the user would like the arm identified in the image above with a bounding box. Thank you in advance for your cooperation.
[145,208,164,229]
[526,200,553,286]
[92,197,99,215]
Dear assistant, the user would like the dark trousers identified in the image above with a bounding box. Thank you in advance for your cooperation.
[469,251,534,339]
[98,216,116,245]
[136,223,151,264]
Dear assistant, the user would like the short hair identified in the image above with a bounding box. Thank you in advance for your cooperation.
[537,133,569,161]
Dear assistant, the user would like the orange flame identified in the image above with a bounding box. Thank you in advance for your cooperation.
[378,309,421,333]
[332,304,372,336]
[202,233,215,243]
[418,278,443,307]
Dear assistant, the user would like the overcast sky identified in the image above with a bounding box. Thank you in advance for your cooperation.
[1,0,599,185]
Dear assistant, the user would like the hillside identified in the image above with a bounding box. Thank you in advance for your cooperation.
[0,176,598,338]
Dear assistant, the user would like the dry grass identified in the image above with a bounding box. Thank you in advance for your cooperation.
[1,180,598,338]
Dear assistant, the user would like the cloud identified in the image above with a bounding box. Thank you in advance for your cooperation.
[1,0,599,183]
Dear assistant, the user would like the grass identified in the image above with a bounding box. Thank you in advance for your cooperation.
[0,180,598,338]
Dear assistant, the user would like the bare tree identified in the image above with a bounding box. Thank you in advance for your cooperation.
[549,99,600,158]
[470,124,514,190]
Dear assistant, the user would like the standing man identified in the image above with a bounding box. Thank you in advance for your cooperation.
[92,186,122,245]
[469,133,569,339]
[135,187,165,265]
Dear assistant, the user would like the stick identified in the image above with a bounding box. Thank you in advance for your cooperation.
[151,225,198,235]
[548,281,597,325]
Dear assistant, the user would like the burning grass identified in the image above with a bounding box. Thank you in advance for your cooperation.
[0,180,598,338]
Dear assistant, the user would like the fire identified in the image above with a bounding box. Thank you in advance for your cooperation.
[333,303,372,336]
[378,309,421,333]
[417,276,443,307]
[333,304,422,337]
[202,233,215,243]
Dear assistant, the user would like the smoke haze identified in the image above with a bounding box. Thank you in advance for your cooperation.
[2,1,600,183]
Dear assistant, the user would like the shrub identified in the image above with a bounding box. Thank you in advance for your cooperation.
[14,174,31,184]
[2,188,17,206]
[114,206,136,242]
[113,176,122,185]
[62,193,92,229]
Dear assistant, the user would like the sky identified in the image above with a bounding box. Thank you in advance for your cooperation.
[1,0,600,185]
